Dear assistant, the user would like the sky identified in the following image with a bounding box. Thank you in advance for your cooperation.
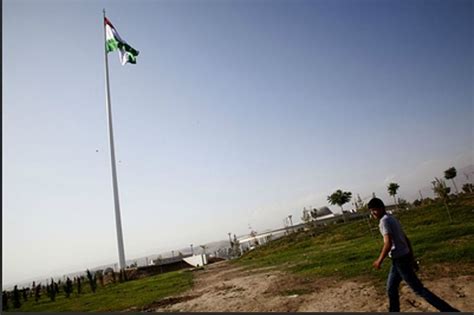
[3,0,473,287]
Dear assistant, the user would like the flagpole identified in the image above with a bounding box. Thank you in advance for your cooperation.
[103,8,127,271]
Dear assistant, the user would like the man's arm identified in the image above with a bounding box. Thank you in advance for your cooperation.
[373,234,392,269]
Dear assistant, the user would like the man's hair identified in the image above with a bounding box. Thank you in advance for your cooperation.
[368,197,385,210]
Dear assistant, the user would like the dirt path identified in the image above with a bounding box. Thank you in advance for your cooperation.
[145,261,473,312]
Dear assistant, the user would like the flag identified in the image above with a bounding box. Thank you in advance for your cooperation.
[105,17,139,65]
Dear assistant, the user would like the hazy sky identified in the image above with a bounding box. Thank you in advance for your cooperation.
[3,0,473,287]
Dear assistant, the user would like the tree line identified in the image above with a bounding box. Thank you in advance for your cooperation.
[2,268,130,310]
[302,166,473,224]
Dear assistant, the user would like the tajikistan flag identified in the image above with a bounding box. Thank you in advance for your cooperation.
[105,17,139,65]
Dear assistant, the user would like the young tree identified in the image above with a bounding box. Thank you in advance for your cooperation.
[31,282,36,298]
[35,283,41,302]
[327,190,352,222]
[86,270,97,293]
[63,278,73,298]
[444,167,459,194]
[49,279,56,302]
[12,286,21,309]
[2,291,9,311]
[22,287,28,302]
[387,182,400,208]
[75,277,82,295]
[432,177,452,223]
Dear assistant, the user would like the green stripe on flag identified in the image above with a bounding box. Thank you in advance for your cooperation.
[127,53,137,64]
[106,38,119,52]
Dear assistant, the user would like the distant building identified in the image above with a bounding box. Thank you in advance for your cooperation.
[385,204,409,212]
[314,206,335,220]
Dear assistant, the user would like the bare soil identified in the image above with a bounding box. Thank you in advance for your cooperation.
[144,261,473,312]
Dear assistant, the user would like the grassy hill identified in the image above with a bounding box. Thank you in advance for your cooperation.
[5,194,473,312]
[235,194,474,283]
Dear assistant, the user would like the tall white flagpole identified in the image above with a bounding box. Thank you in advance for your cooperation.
[103,9,126,271]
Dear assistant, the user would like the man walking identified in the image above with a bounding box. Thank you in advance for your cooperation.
[368,197,459,312]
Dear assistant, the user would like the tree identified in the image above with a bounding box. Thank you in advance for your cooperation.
[432,177,452,223]
[387,182,400,209]
[3,291,9,311]
[444,167,459,194]
[77,277,82,294]
[31,282,36,299]
[413,199,422,207]
[34,284,41,302]
[327,190,352,222]
[86,270,97,293]
[22,287,28,302]
[49,279,56,302]
[12,286,21,308]
[63,278,73,298]
[462,183,473,194]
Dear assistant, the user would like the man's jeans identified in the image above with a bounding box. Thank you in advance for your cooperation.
[387,254,459,312]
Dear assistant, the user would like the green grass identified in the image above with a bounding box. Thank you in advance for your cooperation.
[235,194,474,282]
[8,270,193,312]
[7,195,474,311]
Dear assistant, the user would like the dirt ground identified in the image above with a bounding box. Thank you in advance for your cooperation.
[143,261,473,312]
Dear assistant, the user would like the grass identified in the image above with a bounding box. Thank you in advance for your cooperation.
[234,194,474,283]
[8,270,193,312]
[7,195,474,311]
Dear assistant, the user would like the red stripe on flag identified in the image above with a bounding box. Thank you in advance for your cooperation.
[104,17,115,28]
